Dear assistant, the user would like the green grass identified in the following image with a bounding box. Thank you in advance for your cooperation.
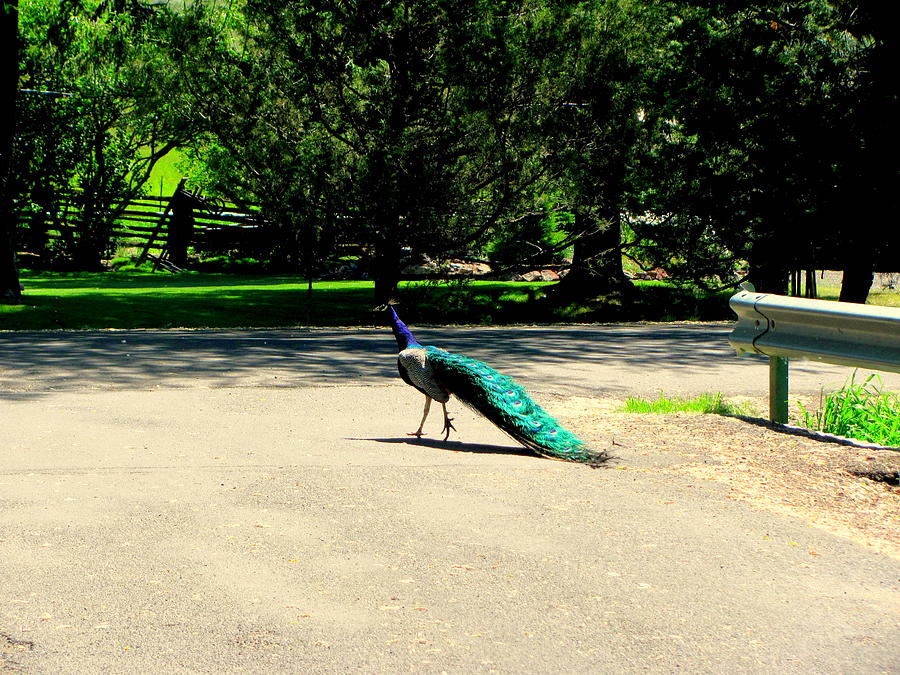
[797,374,900,447]
[817,288,900,309]
[145,148,190,197]
[0,270,735,330]
[621,392,747,416]
[1,272,373,329]
[807,277,900,309]
[0,272,555,330]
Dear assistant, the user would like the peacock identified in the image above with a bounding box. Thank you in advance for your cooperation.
[381,304,607,464]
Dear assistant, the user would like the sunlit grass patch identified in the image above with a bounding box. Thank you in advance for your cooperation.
[798,373,900,447]
[621,392,748,416]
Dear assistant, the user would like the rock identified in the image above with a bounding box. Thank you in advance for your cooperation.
[401,258,492,277]
[515,269,560,282]
[445,261,492,276]
[401,262,440,276]
[632,267,669,281]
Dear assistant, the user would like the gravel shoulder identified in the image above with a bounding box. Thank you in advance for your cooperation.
[559,396,900,558]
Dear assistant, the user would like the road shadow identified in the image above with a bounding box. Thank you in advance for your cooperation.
[365,436,538,458]
[735,415,900,452]
[0,324,747,401]
[0,329,395,400]
[366,437,616,467]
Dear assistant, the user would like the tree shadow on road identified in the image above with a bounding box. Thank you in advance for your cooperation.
[0,324,746,401]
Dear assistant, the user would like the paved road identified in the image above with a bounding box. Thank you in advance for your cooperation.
[1,325,898,673]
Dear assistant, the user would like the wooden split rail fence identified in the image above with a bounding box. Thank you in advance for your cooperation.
[16,187,266,260]
[115,196,264,250]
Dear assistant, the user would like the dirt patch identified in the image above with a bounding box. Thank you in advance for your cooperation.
[1,634,33,673]
[557,397,900,559]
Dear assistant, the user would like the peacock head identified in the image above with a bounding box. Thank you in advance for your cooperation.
[376,302,422,352]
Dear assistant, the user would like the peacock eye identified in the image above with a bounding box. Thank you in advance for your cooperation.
[548,429,557,435]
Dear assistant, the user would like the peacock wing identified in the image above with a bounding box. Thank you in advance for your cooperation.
[424,346,603,463]
[399,347,450,402]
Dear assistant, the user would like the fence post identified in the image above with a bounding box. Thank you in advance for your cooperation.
[768,356,789,424]
[136,177,186,265]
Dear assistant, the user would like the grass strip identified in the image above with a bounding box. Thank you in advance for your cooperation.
[1,271,734,330]
[0,273,552,330]
[620,392,747,416]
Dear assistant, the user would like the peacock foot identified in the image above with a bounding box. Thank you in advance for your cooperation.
[441,416,456,441]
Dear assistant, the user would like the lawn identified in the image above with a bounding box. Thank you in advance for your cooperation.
[0,271,735,330]
[817,287,900,308]
[797,271,900,308]
[1,273,375,330]
[145,148,191,197]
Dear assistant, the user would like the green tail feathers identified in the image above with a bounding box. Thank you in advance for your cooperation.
[425,346,605,464]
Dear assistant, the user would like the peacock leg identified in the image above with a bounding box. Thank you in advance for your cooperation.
[440,401,456,441]
[408,396,432,437]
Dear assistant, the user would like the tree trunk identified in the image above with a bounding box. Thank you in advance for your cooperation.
[0,225,19,303]
[371,237,402,306]
[551,208,632,301]
[748,236,789,295]
[0,0,21,303]
[70,217,107,272]
[748,264,789,295]
[167,190,195,268]
[839,260,874,304]
[373,274,399,306]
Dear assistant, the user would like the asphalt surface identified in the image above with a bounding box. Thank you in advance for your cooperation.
[1,324,898,673]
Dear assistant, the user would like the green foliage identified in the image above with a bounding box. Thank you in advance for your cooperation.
[798,374,900,447]
[190,256,269,274]
[485,193,574,268]
[621,392,748,416]
[174,0,558,298]
[630,1,896,293]
[517,0,667,298]
[16,0,196,268]
[10,0,894,307]
[145,148,191,197]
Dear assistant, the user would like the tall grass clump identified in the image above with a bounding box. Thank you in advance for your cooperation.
[798,374,900,447]
[621,392,746,416]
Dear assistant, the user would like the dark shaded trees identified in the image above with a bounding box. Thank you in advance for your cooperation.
[526,1,664,303]
[15,0,195,269]
[8,0,892,311]
[631,1,899,299]
[177,0,551,302]
[177,1,674,305]
[829,3,899,302]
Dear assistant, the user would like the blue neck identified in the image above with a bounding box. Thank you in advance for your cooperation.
[387,305,422,351]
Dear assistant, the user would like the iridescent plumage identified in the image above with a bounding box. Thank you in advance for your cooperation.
[384,305,606,464]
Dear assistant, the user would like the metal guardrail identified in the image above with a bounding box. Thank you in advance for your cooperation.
[729,285,900,423]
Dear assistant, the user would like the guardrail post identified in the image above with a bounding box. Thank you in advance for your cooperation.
[768,356,789,424]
